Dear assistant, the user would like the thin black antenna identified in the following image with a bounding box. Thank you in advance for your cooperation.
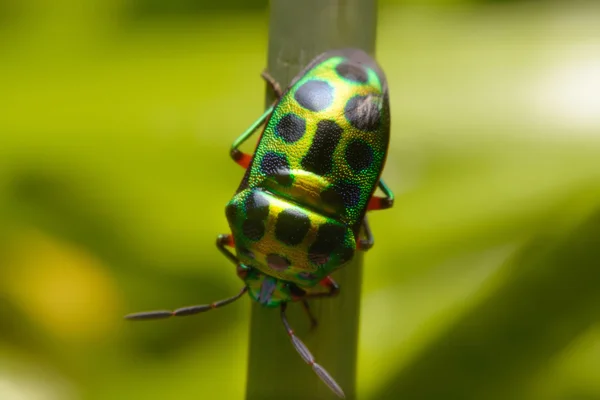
[124,287,248,321]
[280,303,346,399]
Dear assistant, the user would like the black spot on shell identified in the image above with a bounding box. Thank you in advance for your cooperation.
[294,80,334,112]
[307,252,328,266]
[336,182,361,207]
[345,95,381,132]
[225,203,237,225]
[245,190,270,220]
[260,152,293,186]
[275,114,306,143]
[242,191,270,241]
[242,219,265,241]
[300,120,343,176]
[275,209,311,246]
[345,140,374,173]
[335,61,368,83]
[308,224,346,266]
[321,182,361,209]
[266,254,291,271]
[321,187,344,212]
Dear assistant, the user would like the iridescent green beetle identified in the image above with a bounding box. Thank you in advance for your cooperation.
[125,49,394,398]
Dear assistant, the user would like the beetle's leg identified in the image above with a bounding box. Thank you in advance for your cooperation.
[288,283,320,328]
[261,70,283,99]
[230,105,275,169]
[367,179,395,211]
[361,179,393,249]
[229,71,282,168]
[320,276,340,297]
[301,300,319,329]
[293,276,339,328]
[124,287,248,321]
[281,303,345,398]
[216,233,238,265]
[302,276,340,300]
[357,215,374,251]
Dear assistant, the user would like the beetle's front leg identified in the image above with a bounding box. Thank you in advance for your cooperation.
[216,233,238,265]
[229,105,274,169]
[229,71,283,169]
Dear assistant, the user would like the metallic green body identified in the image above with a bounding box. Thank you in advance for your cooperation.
[226,49,390,307]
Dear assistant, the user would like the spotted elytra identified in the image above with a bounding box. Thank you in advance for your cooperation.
[125,48,394,399]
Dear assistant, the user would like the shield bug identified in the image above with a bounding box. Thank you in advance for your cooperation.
[125,48,394,398]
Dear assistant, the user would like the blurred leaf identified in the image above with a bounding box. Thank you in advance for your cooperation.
[373,205,600,400]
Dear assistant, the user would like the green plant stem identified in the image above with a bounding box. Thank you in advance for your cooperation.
[245,1,377,399]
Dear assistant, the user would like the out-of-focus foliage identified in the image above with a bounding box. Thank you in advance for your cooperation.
[1,0,599,399]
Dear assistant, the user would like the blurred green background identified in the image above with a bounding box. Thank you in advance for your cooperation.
[1,0,600,399]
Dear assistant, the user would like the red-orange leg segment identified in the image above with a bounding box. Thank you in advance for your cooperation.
[216,233,238,266]
[367,179,394,211]
[361,180,394,250]
[229,106,273,168]
[306,276,340,299]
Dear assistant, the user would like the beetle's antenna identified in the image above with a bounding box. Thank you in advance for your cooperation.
[124,287,248,321]
[280,303,345,399]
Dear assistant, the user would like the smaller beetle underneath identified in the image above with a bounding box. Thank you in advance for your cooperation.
[125,49,394,399]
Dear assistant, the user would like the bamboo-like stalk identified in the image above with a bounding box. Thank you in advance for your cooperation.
[245,1,378,399]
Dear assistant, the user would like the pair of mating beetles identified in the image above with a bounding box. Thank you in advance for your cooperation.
[126,48,393,398]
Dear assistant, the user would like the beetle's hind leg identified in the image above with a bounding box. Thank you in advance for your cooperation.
[360,179,395,250]
[301,300,318,330]
[357,216,374,251]
[293,276,340,327]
